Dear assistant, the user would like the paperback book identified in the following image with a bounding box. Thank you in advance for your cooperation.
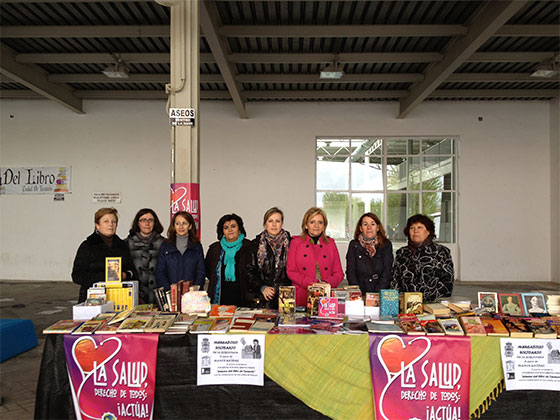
[402,292,423,314]
[247,320,275,333]
[73,320,106,335]
[423,303,451,317]
[499,316,534,338]
[523,317,556,339]
[43,319,83,334]
[379,289,399,319]
[208,317,233,333]
[437,318,465,336]
[459,316,487,336]
[116,316,153,333]
[480,317,509,337]
[278,286,296,314]
[477,292,498,313]
[189,318,215,334]
[398,314,426,335]
[420,319,445,336]
[366,321,404,334]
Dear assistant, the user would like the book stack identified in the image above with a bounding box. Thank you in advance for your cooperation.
[546,295,560,315]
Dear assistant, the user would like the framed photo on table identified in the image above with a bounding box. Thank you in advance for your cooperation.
[498,293,525,316]
[521,292,547,315]
[105,257,122,283]
[478,292,498,313]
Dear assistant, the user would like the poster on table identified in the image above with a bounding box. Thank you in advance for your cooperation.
[170,183,200,237]
[197,334,265,386]
[0,166,71,195]
[369,334,470,420]
[500,338,560,391]
[64,334,159,420]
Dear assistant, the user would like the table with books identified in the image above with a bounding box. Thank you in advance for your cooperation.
[35,288,560,420]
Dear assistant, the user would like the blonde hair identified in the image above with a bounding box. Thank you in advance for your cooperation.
[263,207,284,225]
[299,207,329,243]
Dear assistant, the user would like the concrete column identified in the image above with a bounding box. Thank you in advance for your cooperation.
[168,0,200,184]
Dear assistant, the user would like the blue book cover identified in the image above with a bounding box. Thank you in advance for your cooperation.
[380,289,399,319]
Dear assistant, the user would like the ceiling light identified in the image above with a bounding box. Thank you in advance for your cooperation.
[102,58,130,79]
[530,57,558,78]
[320,56,344,79]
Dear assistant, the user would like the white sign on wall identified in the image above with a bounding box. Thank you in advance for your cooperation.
[169,108,196,126]
[0,166,71,195]
[197,334,265,386]
[92,192,121,203]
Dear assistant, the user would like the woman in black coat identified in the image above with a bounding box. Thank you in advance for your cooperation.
[205,213,252,306]
[72,207,137,303]
[345,212,393,294]
[247,207,292,308]
[126,208,165,304]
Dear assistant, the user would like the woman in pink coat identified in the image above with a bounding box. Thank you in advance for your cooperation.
[286,207,344,307]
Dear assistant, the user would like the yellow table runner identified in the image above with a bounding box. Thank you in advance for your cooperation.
[265,335,504,420]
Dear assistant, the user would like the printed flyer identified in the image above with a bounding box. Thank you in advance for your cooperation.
[500,338,560,391]
[64,334,159,420]
[369,334,470,420]
[197,334,265,386]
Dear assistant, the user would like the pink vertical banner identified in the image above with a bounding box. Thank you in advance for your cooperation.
[369,334,471,420]
[171,182,200,238]
[64,334,159,420]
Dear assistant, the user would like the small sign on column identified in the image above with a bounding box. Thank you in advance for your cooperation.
[169,108,196,126]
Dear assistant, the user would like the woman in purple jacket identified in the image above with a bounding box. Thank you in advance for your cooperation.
[286,207,344,307]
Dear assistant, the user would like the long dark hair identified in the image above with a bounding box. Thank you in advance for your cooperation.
[129,208,164,236]
[353,212,388,247]
[167,211,199,244]
[216,213,247,240]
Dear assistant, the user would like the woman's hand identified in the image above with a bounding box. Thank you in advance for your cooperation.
[262,286,276,301]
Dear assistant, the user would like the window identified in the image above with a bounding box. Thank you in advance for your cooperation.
[316,137,456,243]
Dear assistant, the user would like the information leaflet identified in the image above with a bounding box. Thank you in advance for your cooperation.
[197,334,265,386]
[500,338,560,391]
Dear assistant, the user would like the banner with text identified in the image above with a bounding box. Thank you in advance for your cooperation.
[500,338,560,391]
[369,334,470,420]
[0,166,71,195]
[64,334,159,420]
[170,183,200,237]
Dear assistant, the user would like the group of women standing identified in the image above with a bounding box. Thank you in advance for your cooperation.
[72,206,454,306]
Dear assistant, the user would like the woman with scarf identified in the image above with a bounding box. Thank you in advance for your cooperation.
[391,214,454,302]
[156,211,206,292]
[286,207,344,307]
[72,207,137,303]
[205,213,252,306]
[247,207,292,308]
[126,208,165,304]
[346,212,393,295]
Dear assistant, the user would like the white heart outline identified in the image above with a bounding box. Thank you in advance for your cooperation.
[70,336,122,420]
[375,334,431,420]
[170,186,188,213]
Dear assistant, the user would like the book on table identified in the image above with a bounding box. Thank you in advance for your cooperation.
[423,302,451,317]
[189,318,215,334]
[437,318,465,336]
[278,286,296,314]
[366,321,404,334]
[72,320,106,334]
[210,305,236,318]
[380,289,399,319]
[398,314,426,335]
[499,316,534,338]
[208,317,233,333]
[522,317,557,339]
[402,292,423,314]
[43,319,84,334]
[144,314,177,333]
[229,317,256,333]
[116,316,153,333]
[247,320,275,333]
[420,319,446,336]
[480,317,509,337]
[459,316,487,336]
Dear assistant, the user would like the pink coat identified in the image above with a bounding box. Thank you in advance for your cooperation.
[286,235,344,306]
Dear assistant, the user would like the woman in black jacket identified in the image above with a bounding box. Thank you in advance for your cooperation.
[247,207,292,308]
[345,212,393,294]
[205,213,252,306]
[72,207,137,303]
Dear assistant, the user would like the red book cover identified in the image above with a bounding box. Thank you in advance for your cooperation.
[318,297,339,318]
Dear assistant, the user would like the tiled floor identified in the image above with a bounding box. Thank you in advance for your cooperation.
[0,279,558,420]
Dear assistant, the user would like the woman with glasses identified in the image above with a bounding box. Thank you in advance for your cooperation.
[126,208,165,304]
[156,211,206,292]
[72,207,137,303]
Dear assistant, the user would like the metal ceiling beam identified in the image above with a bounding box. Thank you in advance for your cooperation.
[200,0,247,118]
[1,88,557,100]
[468,51,555,62]
[0,44,82,113]
[16,52,214,64]
[448,73,560,82]
[0,25,169,38]
[47,73,223,83]
[398,0,529,118]
[219,25,467,38]
[229,52,443,63]
[497,25,559,37]
[431,89,559,98]
[236,73,423,83]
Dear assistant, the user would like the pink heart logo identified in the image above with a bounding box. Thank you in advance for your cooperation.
[71,336,121,378]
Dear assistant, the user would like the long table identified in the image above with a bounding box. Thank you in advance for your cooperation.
[34,334,559,419]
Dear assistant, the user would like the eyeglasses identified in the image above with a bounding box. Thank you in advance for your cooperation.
[139,218,155,224]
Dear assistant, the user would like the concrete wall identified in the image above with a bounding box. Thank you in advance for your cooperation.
[551,97,560,284]
[0,99,553,283]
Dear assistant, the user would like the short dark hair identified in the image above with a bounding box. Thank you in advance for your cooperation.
[167,211,199,244]
[403,214,436,240]
[216,213,246,240]
[353,212,388,247]
[129,208,164,236]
